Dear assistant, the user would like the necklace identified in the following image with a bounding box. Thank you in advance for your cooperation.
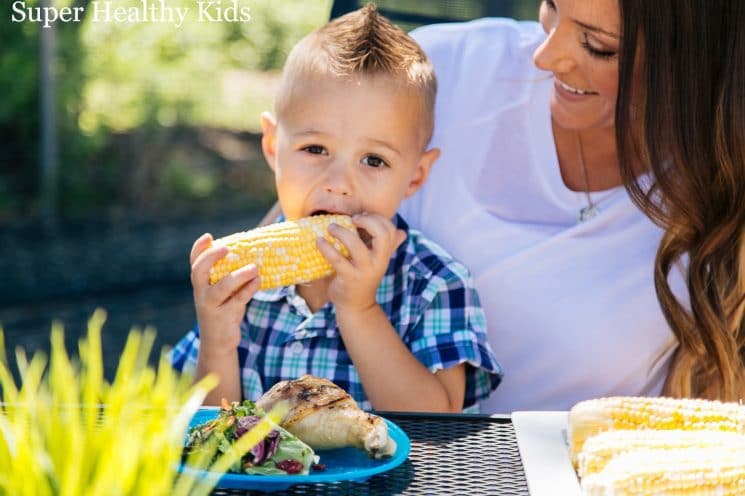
[575,132,599,223]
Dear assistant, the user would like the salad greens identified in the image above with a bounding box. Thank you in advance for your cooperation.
[185,400,317,475]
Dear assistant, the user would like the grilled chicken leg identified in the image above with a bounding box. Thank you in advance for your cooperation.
[256,375,397,459]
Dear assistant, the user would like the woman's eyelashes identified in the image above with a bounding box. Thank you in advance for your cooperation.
[541,0,617,61]
[581,33,617,60]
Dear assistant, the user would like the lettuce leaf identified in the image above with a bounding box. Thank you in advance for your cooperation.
[242,428,315,475]
[185,400,316,476]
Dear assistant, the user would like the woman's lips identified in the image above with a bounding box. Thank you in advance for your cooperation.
[554,79,597,102]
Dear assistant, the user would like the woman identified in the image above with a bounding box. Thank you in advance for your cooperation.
[399,0,744,411]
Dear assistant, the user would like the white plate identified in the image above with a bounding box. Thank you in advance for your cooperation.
[511,411,581,496]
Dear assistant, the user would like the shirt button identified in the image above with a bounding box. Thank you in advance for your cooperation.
[290,342,304,355]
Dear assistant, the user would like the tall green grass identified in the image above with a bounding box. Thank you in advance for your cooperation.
[0,309,286,496]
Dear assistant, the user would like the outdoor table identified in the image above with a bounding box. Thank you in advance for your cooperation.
[210,411,578,496]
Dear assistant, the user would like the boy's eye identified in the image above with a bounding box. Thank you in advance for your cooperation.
[302,145,327,155]
[361,155,388,168]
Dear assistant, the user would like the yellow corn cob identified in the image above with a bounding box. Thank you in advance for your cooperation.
[581,446,745,496]
[577,429,745,479]
[208,214,356,289]
[568,396,745,467]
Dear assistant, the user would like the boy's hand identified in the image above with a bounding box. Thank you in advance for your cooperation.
[317,213,406,314]
[190,233,261,354]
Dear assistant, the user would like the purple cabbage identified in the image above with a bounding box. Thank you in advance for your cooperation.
[251,438,266,464]
[233,415,262,439]
[265,430,281,459]
[233,415,281,466]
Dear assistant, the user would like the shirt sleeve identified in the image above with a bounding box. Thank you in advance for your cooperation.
[168,327,200,376]
[405,265,503,410]
[169,320,261,402]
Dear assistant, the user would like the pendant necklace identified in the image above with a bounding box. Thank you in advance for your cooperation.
[575,132,599,223]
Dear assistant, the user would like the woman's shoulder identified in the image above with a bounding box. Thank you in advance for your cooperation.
[412,17,545,45]
[412,18,545,75]
[411,18,548,126]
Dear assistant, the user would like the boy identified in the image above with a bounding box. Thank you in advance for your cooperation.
[170,5,501,412]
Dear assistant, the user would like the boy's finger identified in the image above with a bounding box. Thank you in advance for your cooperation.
[231,275,262,305]
[351,214,395,252]
[328,223,374,268]
[191,244,229,286]
[198,264,259,308]
[215,264,260,301]
[317,237,352,272]
[189,233,214,265]
[328,222,367,254]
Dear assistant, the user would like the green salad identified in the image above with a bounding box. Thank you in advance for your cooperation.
[185,400,317,475]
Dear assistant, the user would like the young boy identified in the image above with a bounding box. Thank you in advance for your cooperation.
[170,5,501,412]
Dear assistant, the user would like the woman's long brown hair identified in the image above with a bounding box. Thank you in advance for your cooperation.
[615,0,745,400]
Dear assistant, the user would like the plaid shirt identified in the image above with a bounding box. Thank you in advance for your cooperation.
[170,214,502,411]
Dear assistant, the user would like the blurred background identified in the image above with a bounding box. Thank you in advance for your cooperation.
[0,0,540,378]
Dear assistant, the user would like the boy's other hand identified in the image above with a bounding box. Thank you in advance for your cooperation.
[317,213,406,314]
[190,233,261,353]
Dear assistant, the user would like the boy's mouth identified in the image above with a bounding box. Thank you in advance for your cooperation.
[309,210,371,247]
[311,209,348,216]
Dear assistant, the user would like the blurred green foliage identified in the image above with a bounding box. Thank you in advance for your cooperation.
[0,0,331,220]
[0,0,540,222]
[78,0,331,134]
[1,2,43,215]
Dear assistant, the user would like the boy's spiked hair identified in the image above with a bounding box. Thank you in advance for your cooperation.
[275,3,437,145]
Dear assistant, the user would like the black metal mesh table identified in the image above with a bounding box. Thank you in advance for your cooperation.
[211,412,529,495]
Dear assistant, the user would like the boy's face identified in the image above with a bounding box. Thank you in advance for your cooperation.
[260,75,439,220]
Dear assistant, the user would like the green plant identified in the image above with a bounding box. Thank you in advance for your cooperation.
[0,309,286,495]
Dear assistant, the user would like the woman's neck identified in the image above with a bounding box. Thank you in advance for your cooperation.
[552,121,623,192]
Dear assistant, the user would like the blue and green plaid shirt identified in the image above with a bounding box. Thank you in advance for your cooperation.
[170,214,502,411]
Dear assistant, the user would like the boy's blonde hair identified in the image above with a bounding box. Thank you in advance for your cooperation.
[275,3,437,146]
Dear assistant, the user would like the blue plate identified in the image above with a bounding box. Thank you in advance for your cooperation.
[180,408,411,491]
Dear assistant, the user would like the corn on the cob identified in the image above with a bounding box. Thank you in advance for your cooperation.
[208,214,356,289]
[577,429,745,479]
[568,396,745,467]
[581,446,745,496]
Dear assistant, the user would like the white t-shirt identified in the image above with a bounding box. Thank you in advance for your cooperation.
[400,18,682,412]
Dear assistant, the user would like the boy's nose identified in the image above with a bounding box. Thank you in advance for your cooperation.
[322,160,353,197]
[325,184,350,196]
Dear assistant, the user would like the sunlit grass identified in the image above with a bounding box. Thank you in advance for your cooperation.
[0,309,287,496]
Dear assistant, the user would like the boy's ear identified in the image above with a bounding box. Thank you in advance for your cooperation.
[404,147,440,198]
[260,112,278,171]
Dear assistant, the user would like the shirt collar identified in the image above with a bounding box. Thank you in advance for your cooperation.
[251,286,287,302]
